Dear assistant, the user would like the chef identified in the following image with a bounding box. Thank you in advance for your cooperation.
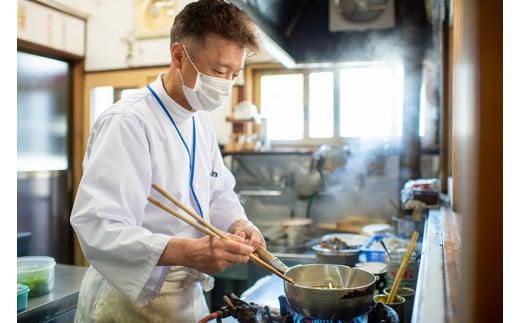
[70,1,264,322]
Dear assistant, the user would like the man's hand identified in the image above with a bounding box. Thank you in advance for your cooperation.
[158,236,253,273]
[228,219,266,250]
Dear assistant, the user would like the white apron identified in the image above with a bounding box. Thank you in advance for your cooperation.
[74,266,213,323]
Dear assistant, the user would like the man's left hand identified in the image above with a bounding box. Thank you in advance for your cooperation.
[229,219,266,250]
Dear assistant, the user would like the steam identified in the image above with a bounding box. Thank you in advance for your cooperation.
[238,8,440,225]
[312,142,401,223]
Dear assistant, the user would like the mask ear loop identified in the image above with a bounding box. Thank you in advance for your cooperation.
[179,44,201,90]
[182,44,201,74]
[178,69,187,87]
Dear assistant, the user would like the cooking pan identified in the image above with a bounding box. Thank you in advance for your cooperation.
[283,264,376,320]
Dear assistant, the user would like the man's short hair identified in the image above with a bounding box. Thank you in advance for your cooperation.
[170,0,259,53]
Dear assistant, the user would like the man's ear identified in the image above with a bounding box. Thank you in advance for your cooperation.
[171,43,184,69]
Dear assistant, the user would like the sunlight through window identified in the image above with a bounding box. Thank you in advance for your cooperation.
[309,72,334,138]
[340,65,404,138]
[260,74,304,140]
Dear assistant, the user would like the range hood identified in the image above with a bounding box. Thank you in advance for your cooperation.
[230,0,432,67]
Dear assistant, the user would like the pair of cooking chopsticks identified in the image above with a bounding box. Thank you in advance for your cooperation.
[147,184,295,284]
[386,230,419,303]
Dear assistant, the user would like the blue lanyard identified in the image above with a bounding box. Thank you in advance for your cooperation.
[147,84,204,218]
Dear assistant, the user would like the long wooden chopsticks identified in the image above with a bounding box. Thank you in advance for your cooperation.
[151,184,289,274]
[148,185,294,284]
[386,231,419,303]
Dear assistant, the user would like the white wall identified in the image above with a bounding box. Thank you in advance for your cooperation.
[84,0,175,71]
[49,0,274,71]
[46,0,179,71]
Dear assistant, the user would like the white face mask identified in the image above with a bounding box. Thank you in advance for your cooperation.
[179,45,234,112]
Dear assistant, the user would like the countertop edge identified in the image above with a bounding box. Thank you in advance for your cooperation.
[411,209,448,323]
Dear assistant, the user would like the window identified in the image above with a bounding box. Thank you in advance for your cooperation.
[90,87,139,127]
[17,51,70,171]
[91,86,114,128]
[260,74,304,140]
[309,72,334,138]
[339,65,404,138]
[116,88,140,101]
[257,63,406,143]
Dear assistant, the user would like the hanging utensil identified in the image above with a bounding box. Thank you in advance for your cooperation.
[379,240,394,262]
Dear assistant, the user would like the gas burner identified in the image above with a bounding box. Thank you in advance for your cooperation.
[278,296,368,323]
[199,294,398,323]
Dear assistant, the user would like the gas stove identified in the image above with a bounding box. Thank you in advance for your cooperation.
[199,294,397,323]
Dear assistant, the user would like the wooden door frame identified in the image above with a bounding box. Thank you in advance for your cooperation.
[17,40,86,265]
[82,66,169,147]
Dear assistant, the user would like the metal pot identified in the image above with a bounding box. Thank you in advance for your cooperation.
[312,233,365,266]
[283,264,376,320]
[314,248,361,266]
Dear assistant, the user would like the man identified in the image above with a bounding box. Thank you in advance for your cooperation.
[70,1,265,321]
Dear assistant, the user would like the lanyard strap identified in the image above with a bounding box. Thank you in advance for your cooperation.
[147,84,204,218]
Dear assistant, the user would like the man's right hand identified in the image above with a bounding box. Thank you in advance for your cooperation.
[158,236,254,273]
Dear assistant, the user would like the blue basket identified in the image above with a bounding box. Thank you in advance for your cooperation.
[359,234,387,263]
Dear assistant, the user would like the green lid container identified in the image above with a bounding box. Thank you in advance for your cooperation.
[17,284,30,312]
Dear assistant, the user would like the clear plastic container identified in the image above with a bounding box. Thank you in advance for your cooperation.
[17,284,30,312]
[385,248,419,289]
[17,256,56,297]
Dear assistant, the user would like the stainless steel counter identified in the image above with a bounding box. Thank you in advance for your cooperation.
[241,275,285,308]
[220,275,285,323]
[18,264,87,323]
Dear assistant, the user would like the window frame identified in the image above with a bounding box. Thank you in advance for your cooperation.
[253,62,405,147]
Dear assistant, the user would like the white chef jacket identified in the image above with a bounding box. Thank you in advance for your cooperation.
[70,73,247,306]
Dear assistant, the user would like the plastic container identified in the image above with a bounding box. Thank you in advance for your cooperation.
[385,248,419,289]
[17,256,56,297]
[17,284,30,312]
